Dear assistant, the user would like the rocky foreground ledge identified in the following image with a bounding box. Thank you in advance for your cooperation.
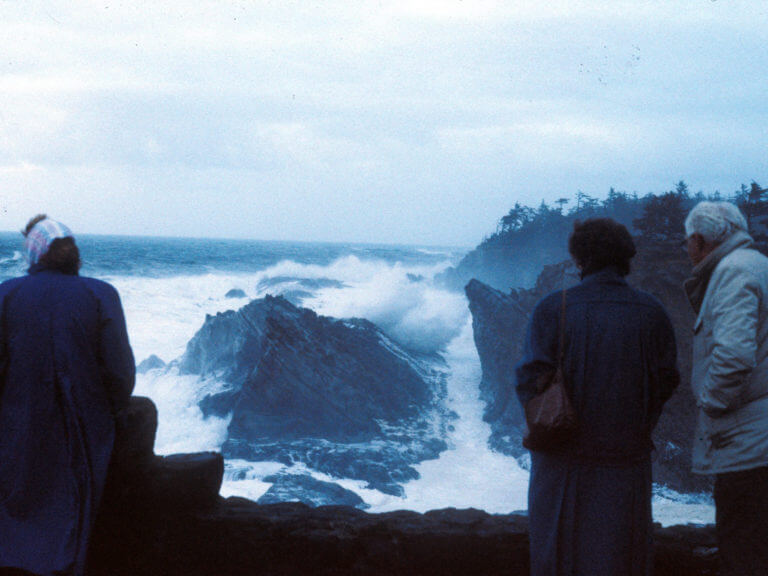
[85,397,718,576]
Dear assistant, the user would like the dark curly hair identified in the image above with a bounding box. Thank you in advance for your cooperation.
[568,218,636,277]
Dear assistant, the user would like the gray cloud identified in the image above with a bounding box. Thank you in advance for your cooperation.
[0,1,766,245]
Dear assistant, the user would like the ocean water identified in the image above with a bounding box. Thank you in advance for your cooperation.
[0,232,714,526]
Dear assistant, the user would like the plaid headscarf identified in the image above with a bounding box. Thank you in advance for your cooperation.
[24,218,73,265]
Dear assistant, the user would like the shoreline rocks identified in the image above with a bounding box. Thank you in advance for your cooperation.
[85,396,718,576]
[179,294,450,496]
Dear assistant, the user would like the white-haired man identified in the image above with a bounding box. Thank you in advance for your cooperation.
[684,201,768,575]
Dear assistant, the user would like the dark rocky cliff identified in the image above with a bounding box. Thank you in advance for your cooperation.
[439,230,571,292]
[178,294,450,497]
[465,242,709,492]
[85,396,719,576]
[440,199,644,292]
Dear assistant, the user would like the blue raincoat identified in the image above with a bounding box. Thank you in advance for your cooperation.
[0,266,135,576]
[516,268,679,576]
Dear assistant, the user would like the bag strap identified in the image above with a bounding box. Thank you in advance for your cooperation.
[534,275,567,394]
[557,282,566,368]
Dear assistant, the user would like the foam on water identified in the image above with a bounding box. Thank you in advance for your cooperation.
[220,460,286,501]
[0,250,23,265]
[84,249,714,526]
[291,256,467,352]
[109,273,258,363]
[134,368,231,455]
[110,255,456,363]
[652,486,715,526]
[365,319,530,514]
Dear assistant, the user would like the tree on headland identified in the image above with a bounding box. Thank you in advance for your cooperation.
[555,198,570,213]
[736,181,768,228]
[605,187,626,209]
[532,200,553,224]
[446,180,768,290]
[575,190,599,215]
[735,181,768,242]
[449,178,765,292]
[498,202,535,234]
[488,179,766,250]
[633,186,688,242]
[603,188,637,225]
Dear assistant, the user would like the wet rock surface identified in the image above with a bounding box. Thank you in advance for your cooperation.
[136,354,166,374]
[225,288,247,299]
[179,294,450,496]
[257,473,370,509]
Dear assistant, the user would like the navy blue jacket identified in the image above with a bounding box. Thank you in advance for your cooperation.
[0,266,135,576]
[516,268,679,464]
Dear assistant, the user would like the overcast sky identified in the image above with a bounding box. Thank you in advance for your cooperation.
[0,1,765,246]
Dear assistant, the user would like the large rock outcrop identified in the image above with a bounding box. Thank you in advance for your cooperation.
[178,294,450,496]
[466,243,709,492]
[85,396,719,576]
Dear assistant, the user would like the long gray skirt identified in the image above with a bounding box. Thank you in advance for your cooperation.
[528,452,653,576]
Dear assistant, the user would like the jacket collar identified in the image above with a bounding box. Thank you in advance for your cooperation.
[27,263,74,276]
[27,263,47,275]
[684,230,754,314]
[580,266,628,286]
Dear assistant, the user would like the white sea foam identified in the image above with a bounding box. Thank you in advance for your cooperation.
[298,257,467,352]
[652,486,715,526]
[416,248,458,257]
[220,460,286,501]
[110,255,458,362]
[365,319,530,514]
[134,367,231,455]
[113,254,714,526]
[108,273,259,363]
[0,250,23,265]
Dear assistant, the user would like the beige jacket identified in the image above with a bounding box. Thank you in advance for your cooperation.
[691,244,768,474]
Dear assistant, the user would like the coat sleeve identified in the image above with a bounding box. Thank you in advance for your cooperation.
[700,265,760,417]
[98,283,136,413]
[515,297,559,408]
[649,307,680,430]
[0,289,7,400]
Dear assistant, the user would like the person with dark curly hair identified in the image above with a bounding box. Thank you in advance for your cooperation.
[516,218,680,576]
[0,215,135,576]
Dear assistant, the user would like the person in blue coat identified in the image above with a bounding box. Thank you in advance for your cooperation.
[0,215,135,576]
[516,218,679,576]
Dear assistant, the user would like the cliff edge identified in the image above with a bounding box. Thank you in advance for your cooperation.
[84,396,718,576]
